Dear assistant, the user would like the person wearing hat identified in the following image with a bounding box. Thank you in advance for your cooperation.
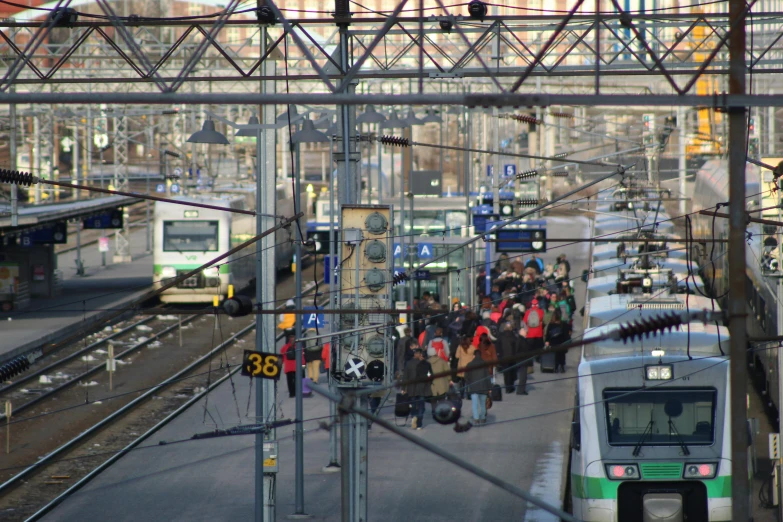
[277,299,296,336]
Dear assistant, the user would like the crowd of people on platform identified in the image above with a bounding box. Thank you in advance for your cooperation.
[395,252,578,429]
[276,252,578,430]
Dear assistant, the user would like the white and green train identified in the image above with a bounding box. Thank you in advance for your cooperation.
[570,212,743,522]
[153,194,256,303]
[571,319,733,521]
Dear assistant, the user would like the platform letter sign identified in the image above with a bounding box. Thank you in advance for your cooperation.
[241,350,281,380]
[486,165,494,177]
[393,243,404,259]
[504,164,516,178]
[303,306,327,328]
[418,243,433,259]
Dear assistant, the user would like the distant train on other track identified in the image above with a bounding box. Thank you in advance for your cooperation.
[152,185,298,303]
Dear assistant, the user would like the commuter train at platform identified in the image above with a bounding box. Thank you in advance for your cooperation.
[152,184,298,303]
[569,178,742,521]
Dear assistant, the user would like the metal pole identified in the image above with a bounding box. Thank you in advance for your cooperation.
[324,134,340,473]
[34,115,41,204]
[408,193,414,309]
[146,128,152,253]
[678,105,687,215]
[9,86,18,227]
[255,25,277,522]
[292,138,308,518]
[376,122,383,200]
[728,0,749,517]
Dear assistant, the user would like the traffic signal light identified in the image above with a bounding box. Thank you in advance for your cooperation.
[224,295,254,317]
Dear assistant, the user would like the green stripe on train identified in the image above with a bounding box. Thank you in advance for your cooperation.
[153,264,230,274]
[571,474,731,499]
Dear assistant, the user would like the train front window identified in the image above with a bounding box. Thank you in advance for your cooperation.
[163,221,219,252]
[604,389,716,446]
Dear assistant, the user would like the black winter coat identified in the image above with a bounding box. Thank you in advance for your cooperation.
[403,359,433,397]
[463,354,492,395]
[496,331,518,360]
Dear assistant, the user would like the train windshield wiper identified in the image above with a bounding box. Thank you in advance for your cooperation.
[668,419,690,456]
[632,419,654,457]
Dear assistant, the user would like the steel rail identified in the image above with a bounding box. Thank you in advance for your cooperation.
[6,284,327,515]
[0,320,253,496]
[0,315,155,394]
[24,354,243,521]
[0,314,200,421]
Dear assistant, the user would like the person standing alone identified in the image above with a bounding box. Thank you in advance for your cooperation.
[402,349,433,430]
[463,349,491,425]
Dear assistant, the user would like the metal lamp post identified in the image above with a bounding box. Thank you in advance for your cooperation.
[190,112,281,522]
[290,117,328,520]
[357,105,386,203]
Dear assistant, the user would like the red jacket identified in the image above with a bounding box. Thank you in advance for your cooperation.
[472,325,491,347]
[281,342,297,374]
[321,342,330,370]
[523,307,544,338]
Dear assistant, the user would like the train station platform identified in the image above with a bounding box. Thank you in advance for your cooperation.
[0,227,153,364]
[39,215,592,521]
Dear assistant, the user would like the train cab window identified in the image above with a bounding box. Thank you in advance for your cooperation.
[604,389,716,446]
[163,221,219,252]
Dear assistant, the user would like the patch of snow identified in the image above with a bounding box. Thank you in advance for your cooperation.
[79,381,99,387]
[157,315,178,321]
[136,324,153,332]
[39,375,52,384]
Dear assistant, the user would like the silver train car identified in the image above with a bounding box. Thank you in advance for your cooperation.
[690,159,782,412]
[570,184,737,521]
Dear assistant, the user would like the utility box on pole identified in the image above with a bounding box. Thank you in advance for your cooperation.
[334,204,394,387]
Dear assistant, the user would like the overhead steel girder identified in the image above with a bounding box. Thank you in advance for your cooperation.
[1,9,783,92]
[0,92,783,108]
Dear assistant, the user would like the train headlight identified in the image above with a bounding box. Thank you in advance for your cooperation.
[203,267,219,278]
[645,364,673,380]
[605,463,640,480]
[161,266,176,279]
[683,463,717,479]
[642,277,653,288]
[501,204,513,216]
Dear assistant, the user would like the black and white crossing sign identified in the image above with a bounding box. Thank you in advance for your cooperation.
[344,357,366,380]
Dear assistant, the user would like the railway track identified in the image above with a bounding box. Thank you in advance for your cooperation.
[0,271,323,521]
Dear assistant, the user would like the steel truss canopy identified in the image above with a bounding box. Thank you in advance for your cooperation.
[1,92,783,107]
[0,0,780,97]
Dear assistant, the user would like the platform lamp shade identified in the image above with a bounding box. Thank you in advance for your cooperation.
[382,109,407,129]
[276,105,301,125]
[187,120,229,144]
[421,108,442,123]
[404,108,424,126]
[357,105,387,125]
[291,119,329,144]
[235,116,260,137]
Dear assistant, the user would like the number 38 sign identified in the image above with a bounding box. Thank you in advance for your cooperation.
[241,350,281,380]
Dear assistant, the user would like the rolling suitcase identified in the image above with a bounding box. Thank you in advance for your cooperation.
[540,350,557,372]
[491,383,503,402]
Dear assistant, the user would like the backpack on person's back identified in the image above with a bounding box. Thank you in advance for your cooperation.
[525,310,540,328]
[430,338,448,361]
